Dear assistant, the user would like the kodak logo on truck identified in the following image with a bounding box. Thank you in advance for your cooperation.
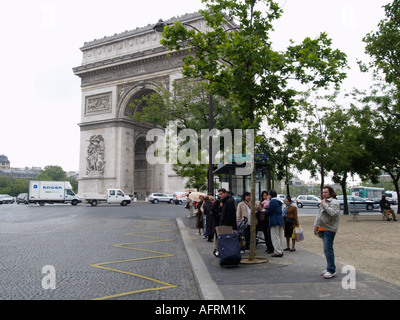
[33,184,62,190]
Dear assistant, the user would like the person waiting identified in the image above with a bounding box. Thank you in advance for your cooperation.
[379,195,397,221]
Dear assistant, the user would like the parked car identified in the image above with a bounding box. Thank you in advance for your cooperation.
[173,192,188,205]
[0,194,15,204]
[148,193,174,204]
[16,193,29,204]
[232,195,242,204]
[337,195,379,211]
[214,193,242,203]
[295,195,321,208]
[277,194,286,203]
[278,195,297,202]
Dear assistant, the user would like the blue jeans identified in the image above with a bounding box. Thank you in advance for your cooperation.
[321,231,336,273]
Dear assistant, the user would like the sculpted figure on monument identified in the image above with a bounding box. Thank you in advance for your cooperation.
[86,135,105,175]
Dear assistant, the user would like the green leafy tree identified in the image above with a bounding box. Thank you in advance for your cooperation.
[323,106,374,214]
[351,85,400,213]
[132,78,242,191]
[266,128,303,196]
[297,91,332,196]
[0,177,30,197]
[357,0,400,212]
[362,0,400,91]
[297,90,378,213]
[36,165,67,181]
[159,0,347,260]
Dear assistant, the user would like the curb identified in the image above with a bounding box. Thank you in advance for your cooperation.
[176,218,224,300]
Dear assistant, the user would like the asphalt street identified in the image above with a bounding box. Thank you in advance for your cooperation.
[0,201,199,300]
[0,201,394,301]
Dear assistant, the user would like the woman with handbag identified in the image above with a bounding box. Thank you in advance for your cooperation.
[236,192,252,251]
[195,195,204,235]
[283,196,299,252]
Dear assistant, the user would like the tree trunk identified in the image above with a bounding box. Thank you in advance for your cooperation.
[341,176,349,215]
[319,166,325,198]
[392,174,400,214]
[249,166,256,260]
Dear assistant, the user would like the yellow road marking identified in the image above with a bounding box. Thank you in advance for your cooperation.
[91,218,177,300]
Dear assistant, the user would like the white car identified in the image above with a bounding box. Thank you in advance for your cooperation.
[295,195,321,208]
[277,194,286,203]
[0,194,15,204]
[173,192,188,205]
[148,193,174,204]
[337,195,379,211]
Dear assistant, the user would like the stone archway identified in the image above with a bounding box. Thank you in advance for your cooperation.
[73,13,211,195]
[123,88,155,119]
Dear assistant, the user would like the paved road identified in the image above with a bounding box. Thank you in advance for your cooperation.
[0,201,199,300]
[1,201,397,301]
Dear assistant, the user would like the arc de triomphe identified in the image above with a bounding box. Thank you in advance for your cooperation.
[73,13,207,197]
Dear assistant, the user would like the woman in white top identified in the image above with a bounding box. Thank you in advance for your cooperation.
[237,192,251,251]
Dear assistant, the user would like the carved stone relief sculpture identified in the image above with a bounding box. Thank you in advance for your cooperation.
[86,135,106,175]
[85,93,112,115]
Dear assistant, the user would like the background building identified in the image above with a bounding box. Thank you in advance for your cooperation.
[0,154,10,171]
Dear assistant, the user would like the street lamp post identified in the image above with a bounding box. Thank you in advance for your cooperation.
[153,19,214,196]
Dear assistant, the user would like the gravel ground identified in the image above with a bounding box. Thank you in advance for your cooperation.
[296,214,400,286]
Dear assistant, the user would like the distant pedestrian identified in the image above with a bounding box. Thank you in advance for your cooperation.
[211,196,222,255]
[283,196,299,252]
[236,192,252,251]
[203,195,215,242]
[314,186,340,279]
[379,195,397,221]
[256,190,274,254]
[265,190,284,257]
[195,195,204,235]
[186,193,194,218]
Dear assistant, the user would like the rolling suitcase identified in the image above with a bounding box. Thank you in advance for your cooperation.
[217,232,241,267]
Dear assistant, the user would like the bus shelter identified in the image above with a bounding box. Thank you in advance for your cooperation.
[213,162,271,200]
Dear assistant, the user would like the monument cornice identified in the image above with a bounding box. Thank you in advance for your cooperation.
[80,11,204,50]
[73,49,191,87]
[78,118,157,131]
[72,46,169,75]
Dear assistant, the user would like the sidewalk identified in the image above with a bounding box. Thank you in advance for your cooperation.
[177,217,400,300]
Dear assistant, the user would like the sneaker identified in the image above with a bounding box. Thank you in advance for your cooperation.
[320,270,327,276]
[323,271,336,279]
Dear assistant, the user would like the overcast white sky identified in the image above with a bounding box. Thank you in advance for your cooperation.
[0,0,387,174]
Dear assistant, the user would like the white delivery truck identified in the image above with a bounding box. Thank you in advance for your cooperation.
[82,189,132,206]
[29,181,82,206]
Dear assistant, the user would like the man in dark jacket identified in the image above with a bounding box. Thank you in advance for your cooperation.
[265,189,284,257]
[379,195,397,221]
[218,188,237,230]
